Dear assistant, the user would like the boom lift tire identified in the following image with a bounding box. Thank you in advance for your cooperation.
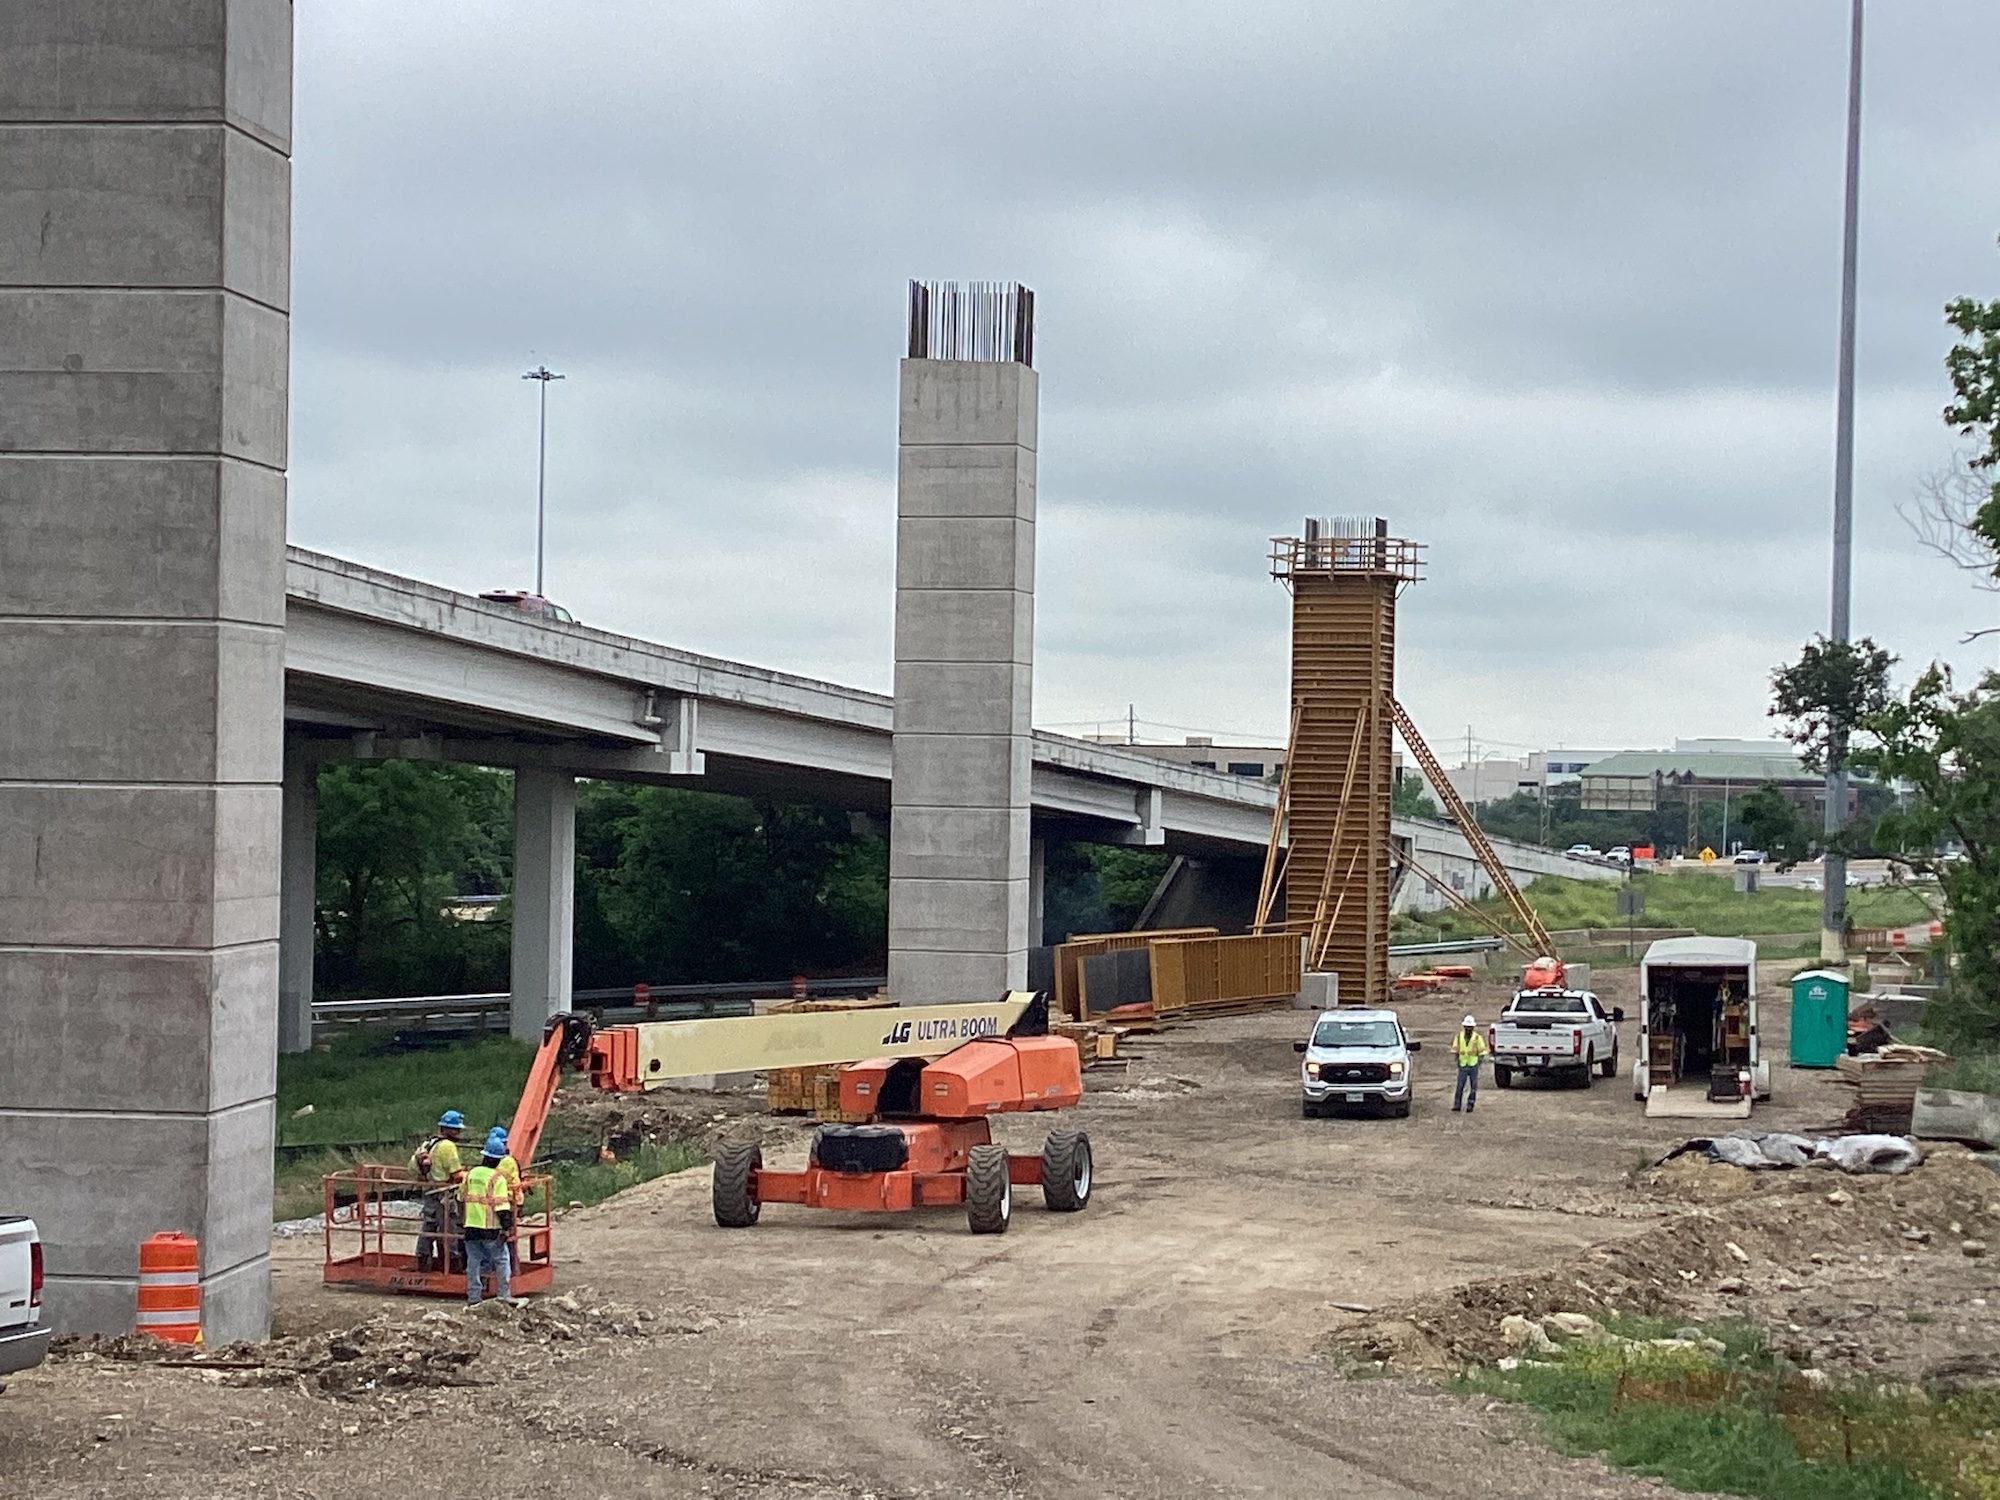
[712,1140,762,1228]
[1040,1130,1093,1212]
[1492,1065,1513,1089]
[965,1144,1012,1234]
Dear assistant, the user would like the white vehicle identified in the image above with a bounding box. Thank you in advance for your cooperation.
[1732,849,1766,866]
[1295,1009,1420,1118]
[1606,846,1632,863]
[1489,988,1623,1089]
[1564,844,1599,858]
[0,1217,50,1378]
[1632,936,1771,1105]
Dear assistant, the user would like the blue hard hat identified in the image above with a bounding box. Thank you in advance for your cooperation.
[438,1110,465,1129]
[485,1127,510,1155]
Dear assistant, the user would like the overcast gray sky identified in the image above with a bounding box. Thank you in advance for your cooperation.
[289,2,2000,763]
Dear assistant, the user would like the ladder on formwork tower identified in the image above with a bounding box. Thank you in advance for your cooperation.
[1388,698,1557,958]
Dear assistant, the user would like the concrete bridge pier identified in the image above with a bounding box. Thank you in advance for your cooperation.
[509,768,576,1042]
[277,743,318,1054]
[0,0,293,1339]
[887,329,1038,1004]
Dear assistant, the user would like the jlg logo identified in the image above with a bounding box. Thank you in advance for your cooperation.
[879,1020,912,1045]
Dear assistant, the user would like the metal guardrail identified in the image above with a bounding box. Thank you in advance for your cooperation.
[311,976,889,1035]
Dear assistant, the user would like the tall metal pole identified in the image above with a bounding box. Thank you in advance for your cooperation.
[522,364,565,597]
[1823,0,1863,962]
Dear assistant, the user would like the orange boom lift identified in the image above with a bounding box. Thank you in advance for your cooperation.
[323,995,1090,1292]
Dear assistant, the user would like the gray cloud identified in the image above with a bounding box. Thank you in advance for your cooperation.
[288,1,2000,757]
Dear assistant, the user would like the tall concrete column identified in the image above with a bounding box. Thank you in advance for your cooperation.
[888,341,1037,1004]
[0,1,292,1339]
[1028,834,1046,950]
[509,768,575,1042]
[277,745,317,1054]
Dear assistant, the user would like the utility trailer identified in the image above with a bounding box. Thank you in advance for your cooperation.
[1632,936,1771,1118]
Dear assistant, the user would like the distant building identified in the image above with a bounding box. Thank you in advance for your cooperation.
[1580,741,1854,818]
[1421,749,1617,810]
[1090,735,1285,780]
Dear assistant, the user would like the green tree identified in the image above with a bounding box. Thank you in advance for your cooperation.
[594,788,886,982]
[1853,665,2000,1043]
[1770,635,1897,773]
[1392,774,1440,820]
[1735,782,1813,868]
[314,760,512,997]
[1943,283,2000,565]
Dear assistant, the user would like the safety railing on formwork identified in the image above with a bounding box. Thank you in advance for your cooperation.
[321,1164,555,1299]
[1269,530,1425,585]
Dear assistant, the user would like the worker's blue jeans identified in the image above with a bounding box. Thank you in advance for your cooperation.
[465,1233,510,1305]
[1453,1064,1480,1111]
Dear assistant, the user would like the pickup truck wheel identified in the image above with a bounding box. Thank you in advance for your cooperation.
[1492,1065,1513,1089]
[1574,1056,1595,1089]
[1392,1099,1412,1119]
[1598,1045,1619,1079]
[711,1140,762,1228]
[966,1144,1012,1234]
[1301,1098,1322,1119]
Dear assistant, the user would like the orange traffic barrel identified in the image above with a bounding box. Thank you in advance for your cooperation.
[135,1232,201,1344]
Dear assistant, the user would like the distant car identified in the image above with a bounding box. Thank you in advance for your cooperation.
[1564,844,1599,858]
[1796,876,1823,892]
[1295,1008,1419,1118]
[479,590,575,624]
[1733,850,1766,865]
[1606,846,1632,863]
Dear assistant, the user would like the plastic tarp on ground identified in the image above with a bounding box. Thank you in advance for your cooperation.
[1660,1129,1924,1175]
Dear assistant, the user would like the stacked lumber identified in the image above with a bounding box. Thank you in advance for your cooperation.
[1833,1045,1950,1133]
[1052,1020,1129,1067]
[762,996,897,1118]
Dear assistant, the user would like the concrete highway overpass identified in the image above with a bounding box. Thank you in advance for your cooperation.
[279,546,1613,1039]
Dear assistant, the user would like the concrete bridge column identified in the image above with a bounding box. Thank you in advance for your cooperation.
[277,744,317,1054]
[509,768,575,1042]
[887,350,1037,1003]
[0,1,292,1339]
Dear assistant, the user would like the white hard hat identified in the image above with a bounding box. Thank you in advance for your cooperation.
[1463,1014,1478,1027]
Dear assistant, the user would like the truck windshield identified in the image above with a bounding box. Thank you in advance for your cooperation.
[1312,1019,1401,1048]
[1510,993,1585,1014]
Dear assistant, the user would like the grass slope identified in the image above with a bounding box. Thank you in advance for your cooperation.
[273,1029,704,1221]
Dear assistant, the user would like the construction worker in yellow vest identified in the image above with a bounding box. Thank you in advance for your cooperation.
[484,1126,523,1271]
[460,1142,514,1307]
[1450,1015,1490,1114]
[410,1109,466,1273]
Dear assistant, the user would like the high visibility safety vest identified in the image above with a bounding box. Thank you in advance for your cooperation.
[496,1154,522,1209]
[461,1165,510,1231]
[1451,1031,1488,1068]
[411,1135,462,1184]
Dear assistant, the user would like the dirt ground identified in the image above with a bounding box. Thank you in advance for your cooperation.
[6,969,1998,1500]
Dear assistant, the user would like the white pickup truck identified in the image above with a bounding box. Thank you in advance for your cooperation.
[1489,988,1624,1089]
[0,1217,50,1379]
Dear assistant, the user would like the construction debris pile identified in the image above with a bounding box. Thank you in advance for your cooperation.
[1325,1146,2000,1378]
[1835,1043,1952,1133]
[49,1291,676,1401]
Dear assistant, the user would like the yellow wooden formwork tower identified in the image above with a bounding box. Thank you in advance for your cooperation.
[1255,520,1423,1008]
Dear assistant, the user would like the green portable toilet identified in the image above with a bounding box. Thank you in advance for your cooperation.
[1788,969,1850,1068]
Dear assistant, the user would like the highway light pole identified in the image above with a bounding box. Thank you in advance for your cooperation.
[1823,0,1863,962]
[523,364,565,597]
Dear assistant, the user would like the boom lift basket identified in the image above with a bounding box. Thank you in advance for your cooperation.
[321,1164,555,1298]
